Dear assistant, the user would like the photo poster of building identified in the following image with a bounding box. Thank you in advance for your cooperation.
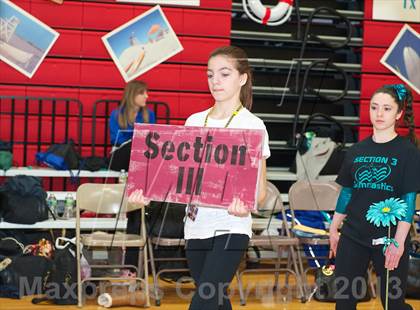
[0,0,59,78]
[381,24,420,95]
[102,5,183,82]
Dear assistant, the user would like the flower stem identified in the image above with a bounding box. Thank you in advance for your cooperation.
[385,226,390,310]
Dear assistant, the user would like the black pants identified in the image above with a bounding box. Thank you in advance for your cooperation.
[125,209,141,266]
[185,234,249,310]
[110,142,131,171]
[335,234,413,310]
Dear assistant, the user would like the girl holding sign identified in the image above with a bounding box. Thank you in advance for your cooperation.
[129,46,270,309]
[329,84,419,310]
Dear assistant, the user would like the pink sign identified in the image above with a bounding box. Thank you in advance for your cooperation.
[127,124,264,210]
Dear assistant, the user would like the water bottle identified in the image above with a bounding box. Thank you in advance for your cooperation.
[63,193,75,219]
[118,170,129,220]
[119,169,128,184]
[47,194,58,219]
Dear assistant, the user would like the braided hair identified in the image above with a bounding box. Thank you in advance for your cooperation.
[373,84,416,146]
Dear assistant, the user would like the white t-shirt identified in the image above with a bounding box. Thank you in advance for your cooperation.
[183,107,270,239]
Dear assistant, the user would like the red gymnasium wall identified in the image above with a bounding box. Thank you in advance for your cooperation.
[360,0,420,139]
[0,0,232,159]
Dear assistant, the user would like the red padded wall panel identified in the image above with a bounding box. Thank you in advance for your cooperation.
[361,47,388,73]
[80,117,96,145]
[149,92,213,119]
[363,21,420,47]
[361,74,420,101]
[135,64,183,90]
[0,59,81,86]
[182,9,231,37]
[180,65,207,92]
[83,2,136,30]
[78,89,123,115]
[176,93,213,118]
[0,85,27,96]
[79,60,125,88]
[11,145,41,169]
[22,86,80,100]
[146,92,180,119]
[81,31,109,59]
[364,0,373,19]
[200,0,232,10]
[29,0,84,28]
[9,0,30,11]
[358,100,371,127]
[50,29,83,58]
[170,37,230,64]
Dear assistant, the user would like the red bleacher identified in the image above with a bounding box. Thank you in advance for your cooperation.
[360,74,420,102]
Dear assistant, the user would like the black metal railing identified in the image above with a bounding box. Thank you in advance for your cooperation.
[0,95,83,166]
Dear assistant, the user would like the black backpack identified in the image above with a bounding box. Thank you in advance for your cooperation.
[32,239,78,305]
[0,255,52,299]
[81,156,109,172]
[146,202,190,282]
[0,175,50,224]
[36,141,80,170]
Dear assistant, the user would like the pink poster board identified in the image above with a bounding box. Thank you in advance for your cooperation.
[127,124,264,210]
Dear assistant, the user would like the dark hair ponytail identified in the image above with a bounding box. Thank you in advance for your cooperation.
[402,89,417,146]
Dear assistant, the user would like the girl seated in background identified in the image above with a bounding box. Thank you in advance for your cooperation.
[109,80,156,171]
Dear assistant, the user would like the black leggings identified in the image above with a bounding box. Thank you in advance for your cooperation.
[335,234,413,310]
[185,234,249,310]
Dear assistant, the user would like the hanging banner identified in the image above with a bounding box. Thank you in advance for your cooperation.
[127,124,264,210]
[373,0,419,23]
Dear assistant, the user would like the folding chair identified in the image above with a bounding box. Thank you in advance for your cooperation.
[75,183,150,307]
[288,180,339,294]
[288,179,376,299]
[147,202,189,306]
[236,181,306,305]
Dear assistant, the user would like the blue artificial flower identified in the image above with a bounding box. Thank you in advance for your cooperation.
[384,84,407,102]
[366,197,407,227]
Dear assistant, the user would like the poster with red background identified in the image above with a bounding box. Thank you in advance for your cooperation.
[127,124,263,210]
